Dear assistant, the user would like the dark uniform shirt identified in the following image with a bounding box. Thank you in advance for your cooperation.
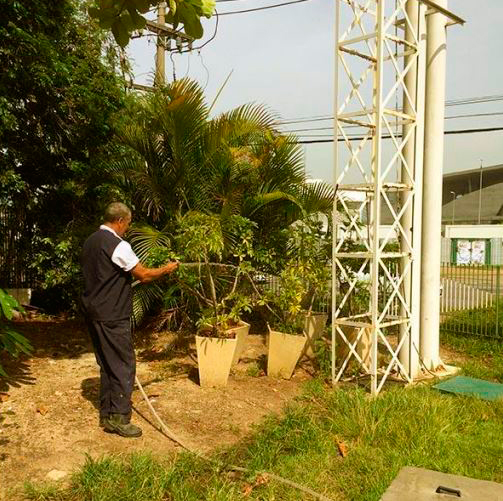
[81,228,137,321]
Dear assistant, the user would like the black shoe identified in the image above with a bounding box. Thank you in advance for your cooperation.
[103,413,142,438]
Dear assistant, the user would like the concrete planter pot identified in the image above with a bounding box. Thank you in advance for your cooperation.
[302,312,328,358]
[225,321,250,365]
[336,326,371,368]
[267,327,307,379]
[195,335,237,387]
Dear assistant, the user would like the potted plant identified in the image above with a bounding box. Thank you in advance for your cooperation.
[287,218,331,358]
[175,212,255,387]
[265,264,308,379]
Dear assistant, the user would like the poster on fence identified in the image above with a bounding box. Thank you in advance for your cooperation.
[456,240,486,265]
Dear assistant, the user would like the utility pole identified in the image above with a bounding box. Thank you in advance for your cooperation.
[126,6,193,92]
[155,2,166,86]
[478,160,483,224]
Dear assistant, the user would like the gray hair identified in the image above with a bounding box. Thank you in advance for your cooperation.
[103,202,131,223]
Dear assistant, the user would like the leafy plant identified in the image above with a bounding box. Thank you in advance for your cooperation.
[109,80,334,326]
[0,0,127,315]
[175,212,256,337]
[29,236,83,313]
[265,217,331,335]
[265,264,307,335]
[0,289,32,377]
[285,217,331,314]
[111,79,333,239]
[88,0,216,47]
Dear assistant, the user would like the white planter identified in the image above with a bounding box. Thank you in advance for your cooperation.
[302,312,328,358]
[225,321,250,365]
[195,335,237,387]
[267,327,306,379]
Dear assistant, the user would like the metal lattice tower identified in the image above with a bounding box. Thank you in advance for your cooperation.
[331,0,427,395]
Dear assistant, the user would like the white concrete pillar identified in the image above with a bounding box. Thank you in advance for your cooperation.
[399,0,420,377]
[420,0,448,369]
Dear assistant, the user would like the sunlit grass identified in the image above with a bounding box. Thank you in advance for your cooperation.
[25,335,503,501]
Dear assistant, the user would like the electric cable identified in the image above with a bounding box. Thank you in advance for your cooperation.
[219,0,310,16]
[183,51,192,79]
[198,50,210,91]
[292,126,503,144]
[170,51,177,81]
[279,111,503,134]
[179,10,220,53]
[276,94,503,126]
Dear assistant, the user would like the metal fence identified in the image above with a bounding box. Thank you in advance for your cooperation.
[0,208,38,289]
[252,272,331,314]
[440,264,502,339]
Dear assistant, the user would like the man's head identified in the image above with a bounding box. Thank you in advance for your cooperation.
[103,202,132,237]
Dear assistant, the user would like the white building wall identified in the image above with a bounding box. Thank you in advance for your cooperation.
[491,238,503,265]
[441,237,451,264]
[444,224,503,239]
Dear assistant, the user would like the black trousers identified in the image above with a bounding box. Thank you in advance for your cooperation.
[86,318,135,418]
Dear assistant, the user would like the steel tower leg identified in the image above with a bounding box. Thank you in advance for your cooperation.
[331,0,463,392]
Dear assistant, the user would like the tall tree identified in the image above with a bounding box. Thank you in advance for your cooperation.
[0,0,126,306]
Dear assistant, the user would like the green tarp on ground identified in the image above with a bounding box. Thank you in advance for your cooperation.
[433,375,503,401]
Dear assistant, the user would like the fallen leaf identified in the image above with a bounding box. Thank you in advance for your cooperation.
[0,393,9,403]
[337,440,348,458]
[242,483,254,497]
[37,404,49,416]
[255,473,270,486]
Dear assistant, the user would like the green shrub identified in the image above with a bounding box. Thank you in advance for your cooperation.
[0,289,32,377]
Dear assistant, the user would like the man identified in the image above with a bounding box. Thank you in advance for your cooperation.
[81,202,178,438]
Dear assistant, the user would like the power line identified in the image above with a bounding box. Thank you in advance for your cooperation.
[218,0,310,16]
[276,94,503,126]
[279,111,503,134]
[293,126,503,144]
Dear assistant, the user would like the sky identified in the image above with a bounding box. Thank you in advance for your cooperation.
[127,0,503,183]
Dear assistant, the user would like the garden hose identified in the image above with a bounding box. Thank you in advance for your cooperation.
[131,267,334,500]
[134,375,335,501]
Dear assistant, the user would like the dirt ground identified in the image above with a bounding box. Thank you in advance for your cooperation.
[0,317,315,501]
[0,318,466,500]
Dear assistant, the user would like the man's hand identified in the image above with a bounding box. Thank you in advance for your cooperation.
[132,261,179,284]
[163,261,179,274]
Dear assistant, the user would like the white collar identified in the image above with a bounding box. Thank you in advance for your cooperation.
[100,224,122,240]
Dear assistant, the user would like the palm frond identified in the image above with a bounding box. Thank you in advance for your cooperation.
[129,224,172,262]
[132,283,164,327]
[298,181,335,216]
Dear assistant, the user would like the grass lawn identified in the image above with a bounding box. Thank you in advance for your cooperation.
[25,334,503,501]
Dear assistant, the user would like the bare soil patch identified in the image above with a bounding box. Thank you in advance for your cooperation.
[0,318,313,500]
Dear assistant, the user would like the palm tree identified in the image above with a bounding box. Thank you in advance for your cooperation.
[111,78,332,226]
[110,78,334,324]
